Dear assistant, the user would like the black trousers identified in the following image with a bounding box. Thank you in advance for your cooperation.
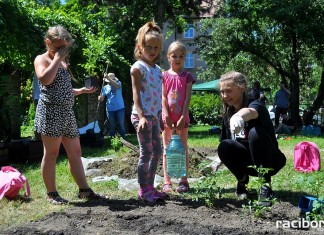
[275,106,288,126]
[218,127,286,183]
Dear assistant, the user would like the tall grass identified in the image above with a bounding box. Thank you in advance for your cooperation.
[0,125,323,230]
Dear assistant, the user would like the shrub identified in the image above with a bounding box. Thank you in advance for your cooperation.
[190,93,222,125]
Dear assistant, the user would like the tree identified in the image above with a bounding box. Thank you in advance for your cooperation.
[0,0,44,138]
[195,0,324,127]
[0,0,212,139]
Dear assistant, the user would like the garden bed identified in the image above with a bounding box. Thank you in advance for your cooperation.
[2,147,321,234]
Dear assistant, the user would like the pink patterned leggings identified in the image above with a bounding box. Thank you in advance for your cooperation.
[131,114,162,186]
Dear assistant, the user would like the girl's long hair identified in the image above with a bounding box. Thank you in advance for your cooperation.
[220,71,249,121]
[134,21,163,63]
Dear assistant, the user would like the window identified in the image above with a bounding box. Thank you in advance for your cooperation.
[184,24,194,39]
[185,53,194,68]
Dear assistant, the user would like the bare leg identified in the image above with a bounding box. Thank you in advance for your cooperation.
[177,128,189,181]
[41,135,62,193]
[162,126,172,184]
[62,137,89,189]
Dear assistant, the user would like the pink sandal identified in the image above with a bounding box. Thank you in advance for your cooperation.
[162,183,173,193]
[153,188,169,199]
[176,180,189,193]
[138,189,164,203]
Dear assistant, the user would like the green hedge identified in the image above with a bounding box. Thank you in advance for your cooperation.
[189,93,223,126]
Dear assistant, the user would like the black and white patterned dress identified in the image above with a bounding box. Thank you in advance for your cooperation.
[35,67,79,138]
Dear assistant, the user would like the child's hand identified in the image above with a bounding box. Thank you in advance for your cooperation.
[83,86,97,94]
[137,117,148,132]
[165,116,173,129]
[176,116,185,130]
[73,86,97,96]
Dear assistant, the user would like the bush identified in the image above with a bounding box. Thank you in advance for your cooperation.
[21,102,36,137]
[190,93,222,125]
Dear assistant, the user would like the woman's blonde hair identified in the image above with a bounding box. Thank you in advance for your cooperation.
[220,71,248,119]
[134,21,163,63]
[45,25,73,45]
[167,40,186,58]
[45,26,75,80]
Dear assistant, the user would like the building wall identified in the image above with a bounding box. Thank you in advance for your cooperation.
[160,20,207,80]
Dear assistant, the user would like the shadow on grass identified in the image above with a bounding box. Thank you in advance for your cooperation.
[220,186,314,209]
[274,189,317,207]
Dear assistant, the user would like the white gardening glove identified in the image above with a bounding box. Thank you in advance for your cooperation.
[230,114,245,135]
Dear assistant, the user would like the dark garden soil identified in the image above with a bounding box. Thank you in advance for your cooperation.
[86,147,219,179]
[1,147,321,235]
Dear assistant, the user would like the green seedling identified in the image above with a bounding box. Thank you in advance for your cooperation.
[111,136,122,151]
[242,165,276,218]
[306,197,324,221]
[191,161,223,207]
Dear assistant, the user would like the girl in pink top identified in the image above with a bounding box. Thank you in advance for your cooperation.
[161,41,195,193]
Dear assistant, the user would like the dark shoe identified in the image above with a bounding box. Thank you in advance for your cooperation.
[259,185,274,206]
[236,182,248,199]
[78,188,107,200]
[47,191,69,204]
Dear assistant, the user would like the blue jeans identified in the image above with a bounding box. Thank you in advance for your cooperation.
[107,108,126,139]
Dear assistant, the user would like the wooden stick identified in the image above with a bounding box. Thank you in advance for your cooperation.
[120,139,139,153]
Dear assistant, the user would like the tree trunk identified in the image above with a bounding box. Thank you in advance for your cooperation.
[289,31,303,128]
[7,70,22,139]
[290,74,302,128]
[306,66,324,124]
[156,0,165,29]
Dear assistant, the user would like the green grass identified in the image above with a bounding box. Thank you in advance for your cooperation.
[0,125,323,229]
[188,125,219,147]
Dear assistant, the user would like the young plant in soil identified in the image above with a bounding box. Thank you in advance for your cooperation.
[306,197,324,221]
[191,161,223,207]
[111,136,122,152]
[242,165,276,217]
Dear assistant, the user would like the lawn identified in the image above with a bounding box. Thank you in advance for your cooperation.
[0,124,323,230]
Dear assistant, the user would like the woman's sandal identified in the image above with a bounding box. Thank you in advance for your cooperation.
[78,188,107,200]
[47,191,69,204]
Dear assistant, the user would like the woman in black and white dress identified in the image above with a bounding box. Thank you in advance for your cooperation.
[34,25,104,204]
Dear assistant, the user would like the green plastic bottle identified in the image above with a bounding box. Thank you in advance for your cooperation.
[166,134,186,177]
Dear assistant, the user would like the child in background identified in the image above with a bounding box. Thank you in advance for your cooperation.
[275,113,294,134]
[130,21,167,202]
[161,41,195,193]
